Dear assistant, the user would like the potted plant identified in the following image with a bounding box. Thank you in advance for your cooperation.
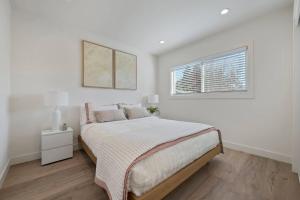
[147,106,159,115]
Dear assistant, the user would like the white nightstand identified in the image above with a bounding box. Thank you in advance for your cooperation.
[41,127,73,165]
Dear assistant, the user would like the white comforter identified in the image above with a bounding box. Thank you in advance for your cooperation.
[81,117,219,197]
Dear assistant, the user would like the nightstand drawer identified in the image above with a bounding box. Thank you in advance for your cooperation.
[41,132,73,150]
[41,145,73,165]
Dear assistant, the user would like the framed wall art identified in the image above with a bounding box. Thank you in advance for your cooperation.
[114,50,137,90]
[82,40,114,88]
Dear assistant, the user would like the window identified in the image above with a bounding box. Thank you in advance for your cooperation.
[171,47,248,96]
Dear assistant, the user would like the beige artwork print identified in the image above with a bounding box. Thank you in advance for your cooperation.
[115,51,137,90]
[83,41,113,88]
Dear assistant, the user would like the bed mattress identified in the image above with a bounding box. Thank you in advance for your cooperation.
[81,117,219,196]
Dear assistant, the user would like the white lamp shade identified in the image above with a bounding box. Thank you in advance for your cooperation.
[148,94,159,104]
[44,91,69,107]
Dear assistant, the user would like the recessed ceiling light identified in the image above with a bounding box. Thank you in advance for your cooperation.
[160,40,165,44]
[220,8,230,15]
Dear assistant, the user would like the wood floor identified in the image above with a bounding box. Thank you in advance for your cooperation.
[0,148,299,200]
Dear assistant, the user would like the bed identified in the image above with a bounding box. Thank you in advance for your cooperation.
[79,104,223,200]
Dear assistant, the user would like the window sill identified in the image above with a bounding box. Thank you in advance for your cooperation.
[169,91,254,100]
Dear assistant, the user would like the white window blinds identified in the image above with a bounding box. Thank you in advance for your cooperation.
[171,47,248,95]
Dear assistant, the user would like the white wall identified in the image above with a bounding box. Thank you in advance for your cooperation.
[10,9,157,164]
[292,0,300,174]
[0,0,11,185]
[158,7,293,163]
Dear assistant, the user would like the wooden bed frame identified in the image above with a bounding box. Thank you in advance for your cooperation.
[78,135,222,200]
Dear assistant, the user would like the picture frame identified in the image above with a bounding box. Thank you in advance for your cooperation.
[114,50,137,90]
[82,40,114,88]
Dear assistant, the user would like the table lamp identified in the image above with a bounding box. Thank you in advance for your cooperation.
[44,91,69,130]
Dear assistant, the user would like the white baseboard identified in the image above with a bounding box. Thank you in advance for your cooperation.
[223,140,291,163]
[0,159,10,188]
[10,143,80,165]
[10,151,40,165]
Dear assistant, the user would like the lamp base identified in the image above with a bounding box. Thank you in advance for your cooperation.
[52,107,61,131]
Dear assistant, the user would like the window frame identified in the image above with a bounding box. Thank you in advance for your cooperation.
[169,42,254,99]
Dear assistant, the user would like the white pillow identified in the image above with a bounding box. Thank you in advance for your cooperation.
[80,103,118,125]
[118,103,142,109]
[118,103,143,119]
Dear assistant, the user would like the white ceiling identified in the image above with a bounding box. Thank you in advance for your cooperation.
[12,0,292,55]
